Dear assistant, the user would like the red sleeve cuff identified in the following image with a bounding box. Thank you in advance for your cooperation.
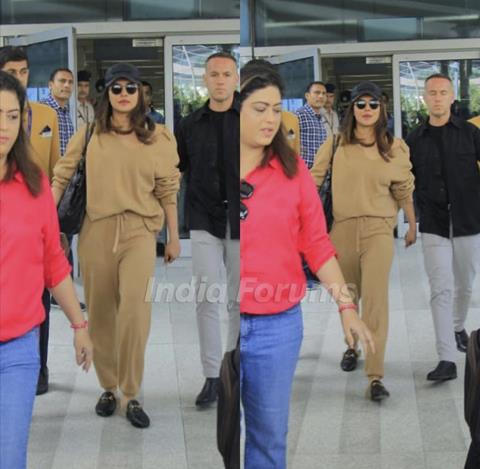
[45,258,71,289]
[305,243,337,276]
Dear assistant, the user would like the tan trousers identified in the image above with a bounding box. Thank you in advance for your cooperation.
[330,216,395,380]
[78,212,156,405]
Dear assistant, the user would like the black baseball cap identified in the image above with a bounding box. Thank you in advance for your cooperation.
[77,70,91,82]
[104,63,141,87]
[351,81,382,102]
[325,83,336,93]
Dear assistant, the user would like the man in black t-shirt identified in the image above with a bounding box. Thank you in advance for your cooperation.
[175,52,240,408]
[406,73,480,382]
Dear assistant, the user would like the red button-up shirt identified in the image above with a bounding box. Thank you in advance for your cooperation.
[0,171,71,342]
[240,156,336,314]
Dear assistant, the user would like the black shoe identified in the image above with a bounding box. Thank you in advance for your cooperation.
[427,361,457,381]
[126,400,150,428]
[36,367,49,395]
[369,380,390,402]
[455,329,469,353]
[79,301,87,313]
[95,392,117,417]
[195,378,219,408]
[340,348,359,372]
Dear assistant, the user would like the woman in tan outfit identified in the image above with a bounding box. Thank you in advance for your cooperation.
[311,81,416,400]
[52,63,180,427]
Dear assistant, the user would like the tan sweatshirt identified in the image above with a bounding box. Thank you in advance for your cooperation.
[52,124,180,232]
[311,134,414,222]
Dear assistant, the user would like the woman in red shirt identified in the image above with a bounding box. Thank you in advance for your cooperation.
[239,63,375,468]
[0,71,93,469]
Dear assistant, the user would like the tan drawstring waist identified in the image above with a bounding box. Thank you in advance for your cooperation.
[112,213,126,254]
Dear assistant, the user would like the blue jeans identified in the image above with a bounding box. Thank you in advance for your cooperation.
[0,328,40,469]
[240,304,303,469]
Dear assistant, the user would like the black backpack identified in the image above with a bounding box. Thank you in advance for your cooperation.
[464,329,480,468]
[217,341,240,469]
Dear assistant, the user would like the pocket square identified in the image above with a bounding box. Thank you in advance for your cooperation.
[40,125,52,138]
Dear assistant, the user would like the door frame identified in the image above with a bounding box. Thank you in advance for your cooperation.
[163,33,239,130]
[7,27,78,129]
[392,50,480,237]
[392,50,480,138]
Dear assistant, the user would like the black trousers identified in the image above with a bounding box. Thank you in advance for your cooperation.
[39,288,51,371]
[40,235,74,372]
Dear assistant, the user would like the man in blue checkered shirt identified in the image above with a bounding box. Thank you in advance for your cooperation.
[41,68,75,156]
[295,81,328,169]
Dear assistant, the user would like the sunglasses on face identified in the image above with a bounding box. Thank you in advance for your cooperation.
[110,83,139,95]
[354,99,380,110]
[240,180,254,221]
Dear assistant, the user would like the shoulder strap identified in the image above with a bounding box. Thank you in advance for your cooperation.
[81,123,95,160]
[330,134,340,168]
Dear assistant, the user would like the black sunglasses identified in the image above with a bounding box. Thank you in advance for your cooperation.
[354,99,380,110]
[110,83,139,95]
[240,180,254,221]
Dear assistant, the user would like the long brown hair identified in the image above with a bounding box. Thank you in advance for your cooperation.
[340,96,394,162]
[95,82,156,144]
[240,62,298,178]
[0,71,42,196]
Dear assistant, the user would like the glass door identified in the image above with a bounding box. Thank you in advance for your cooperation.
[164,34,239,130]
[392,50,480,237]
[164,34,239,249]
[393,51,480,139]
[269,48,322,112]
[7,27,78,130]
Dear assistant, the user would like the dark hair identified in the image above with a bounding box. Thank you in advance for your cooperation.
[49,68,73,82]
[305,81,326,94]
[95,81,155,144]
[0,71,42,196]
[425,73,452,86]
[0,46,29,70]
[240,64,297,178]
[205,51,237,67]
[141,80,152,91]
[340,94,393,162]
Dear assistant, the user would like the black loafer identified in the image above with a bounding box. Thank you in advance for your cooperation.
[126,400,150,428]
[369,380,390,402]
[427,361,457,381]
[195,378,219,408]
[340,348,359,372]
[95,391,117,417]
[36,367,49,396]
[455,329,469,353]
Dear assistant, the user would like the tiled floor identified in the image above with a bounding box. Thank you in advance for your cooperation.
[289,239,478,469]
[29,239,478,468]
[28,256,227,469]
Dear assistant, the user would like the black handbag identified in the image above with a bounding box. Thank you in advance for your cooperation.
[464,329,480,468]
[57,124,95,235]
[318,134,340,232]
[217,339,240,469]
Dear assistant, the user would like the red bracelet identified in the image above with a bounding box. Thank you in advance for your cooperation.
[70,320,88,330]
[338,303,358,313]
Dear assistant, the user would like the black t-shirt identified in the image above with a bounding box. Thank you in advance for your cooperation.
[210,110,227,202]
[427,123,449,203]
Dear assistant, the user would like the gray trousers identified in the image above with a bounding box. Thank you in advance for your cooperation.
[191,226,240,378]
[422,230,480,362]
